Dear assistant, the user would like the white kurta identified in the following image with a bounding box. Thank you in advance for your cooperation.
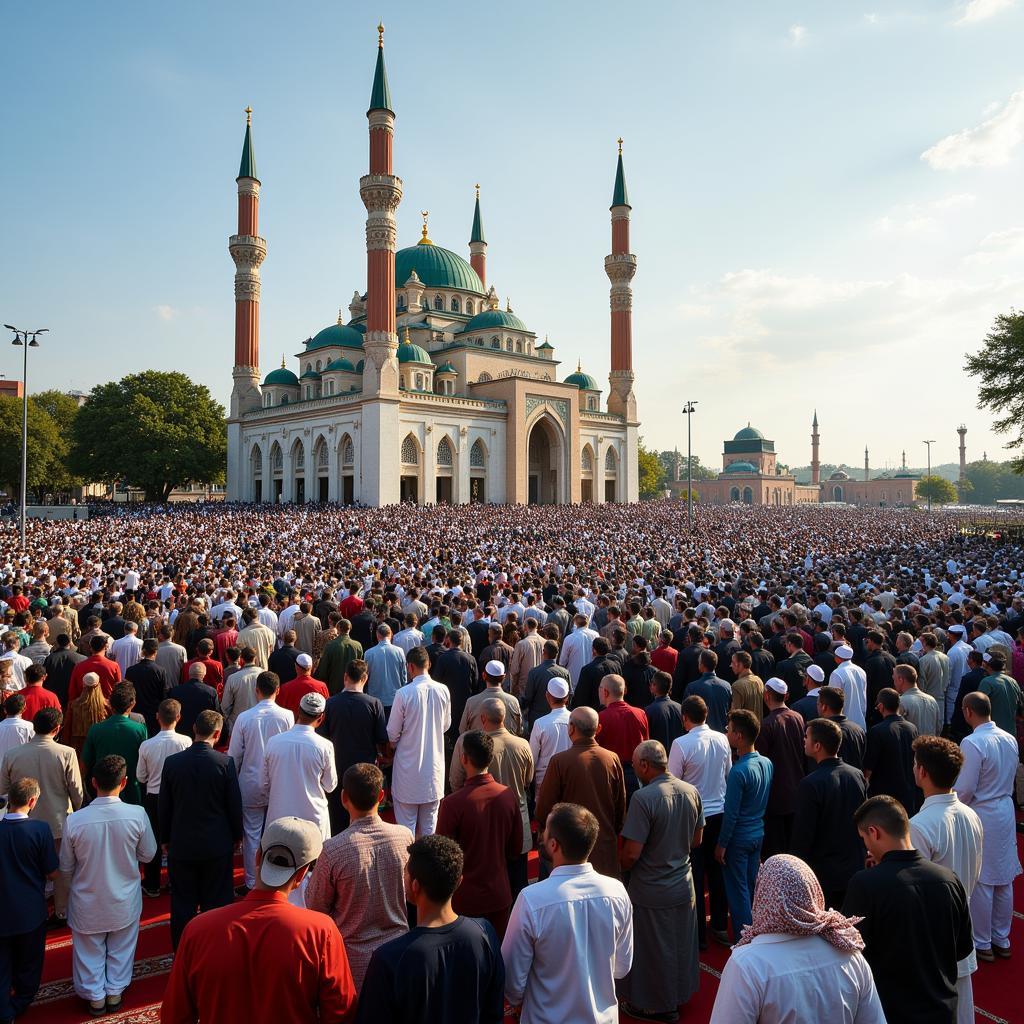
[262,724,337,839]
[228,698,294,805]
[956,722,1022,886]
[529,706,571,791]
[387,673,451,804]
[558,627,598,688]
[830,661,868,730]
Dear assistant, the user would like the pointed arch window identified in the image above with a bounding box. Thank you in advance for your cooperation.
[434,294,443,310]
[470,439,486,468]
[401,435,419,465]
[605,447,618,472]
[341,435,355,466]
[450,297,461,313]
[293,444,305,470]
[316,442,329,469]
[581,447,594,472]
[437,437,454,467]
[466,300,475,315]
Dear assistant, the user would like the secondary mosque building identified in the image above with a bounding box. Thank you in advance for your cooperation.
[225,26,639,506]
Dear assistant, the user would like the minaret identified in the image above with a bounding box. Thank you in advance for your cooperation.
[901,449,907,471]
[469,184,486,288]
[957,425,967,497]
[864,446,869,482]
[227,107,267,500]
[605,138,639,500]
[811,410,820,486]
[358,24,403,504]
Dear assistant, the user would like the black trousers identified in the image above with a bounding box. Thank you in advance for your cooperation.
[762,812,794,861]
[0,922,46,1019]
[169,854,235,949]
[691,813,728,942]
[327,789,350,837]
[143,793,162,890]
[507,853,528,904]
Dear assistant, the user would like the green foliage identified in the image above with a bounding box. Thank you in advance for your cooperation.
[638,438,667,499]
[659,451,716,481]
[0,396,61,500]
[70,371,226,501]
[675,488,700,502]
[916,474,958,504]
[963,459,1024,504]
[965,310,1024,472]
[31,390,85,499]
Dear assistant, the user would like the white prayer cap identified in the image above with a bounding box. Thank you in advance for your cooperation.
[720,619,736,632]
[835,645,854,661]
[948,624,967,635]
[982,652,992,663]
[806,664,825,684]
[484,660,506,678]
[295,653,313,669]
[765,677,788,696]
[547,678,570,699]
[299,692,326,716]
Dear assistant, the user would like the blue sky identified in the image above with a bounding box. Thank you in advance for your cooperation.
[3,0,1023,471]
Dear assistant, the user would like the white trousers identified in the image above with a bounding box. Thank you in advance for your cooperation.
[392,799,439,839]
[955,974,974,1024]
[72,922,139,1002]
[970,880,1013,948]
[242,804,266,889]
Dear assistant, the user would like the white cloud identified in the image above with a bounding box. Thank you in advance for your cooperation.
[154,304,179,321]
[922,89,1024,168]
[865,12,880,24]
[964,226,1024,264]
[788,24,807,45]
[955,0,1015,24]
[871,193,976,234]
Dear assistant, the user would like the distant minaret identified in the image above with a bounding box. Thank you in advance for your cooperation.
[864,446,869,482]
[901,449,907,471]
[957,425,967,497]
[469,184,486,288]
[811,410,820,486]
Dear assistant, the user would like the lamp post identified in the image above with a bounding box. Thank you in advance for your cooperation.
[922,439,935,512]
[4,325,47,548]
[683,400,698,530]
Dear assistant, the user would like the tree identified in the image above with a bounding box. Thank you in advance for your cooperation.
[966,310,1024,473]
[32,390,85,501]
[659,451,717,482]
[963,459,1024,504]
[638,438,666,499]
[0,396,60,500]
[916,474,958,505]
[675,488,700,502]
[71,371,226,501]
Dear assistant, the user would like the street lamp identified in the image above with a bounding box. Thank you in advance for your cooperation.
[683,401,698,530]
[922,439,935,512]
[4,325,48,548]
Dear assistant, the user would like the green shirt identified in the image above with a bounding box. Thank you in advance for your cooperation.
[81,715,148,805]
[315,635,364,695]
[979,673,1023,736]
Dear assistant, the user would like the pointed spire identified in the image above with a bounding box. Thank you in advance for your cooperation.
[611,138,630,210]
[470,184,486,244]
[237,107,258,182]
[812,408,818,429]
[368,23,393,114]
[419,210,433,245]
[280,354,286,369]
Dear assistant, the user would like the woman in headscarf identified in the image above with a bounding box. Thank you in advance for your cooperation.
[710,854,886,1023]
[63,671,110,765]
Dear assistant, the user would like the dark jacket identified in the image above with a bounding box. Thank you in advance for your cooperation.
[755,706,807,816]
[166,680,220,738]
[268,645,300,685]
[684,673,732,732]
[776,652,812,702]
[432,649,481,735]
[621,654,657,708]
[523,660,570,730]
[466,619,492,661]
[827,714,866,771]
[671,644,705,701]
[125,658,174,735]
[715,638,741,683]
[749,648,776,683]
[42,647,85,707]
[864,714,919,814]
[644,695,683,751]
[572,656,617,711]
[159,741,243,860]
[863,649,896,717]
[350,610,378,651]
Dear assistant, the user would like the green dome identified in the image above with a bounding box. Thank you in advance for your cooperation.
[724,461,757,474]
[307,323,364,351]
[565,370,600,391]
[323,356,356,373]
[395,242,484,294]
[733,426,765,442]
[436,362,457,374]
[300,367,322,381]
[263,366,298,387]
[463,308,528,333]
[397,341,432,364]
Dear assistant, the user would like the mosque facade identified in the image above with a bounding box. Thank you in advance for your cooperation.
[225,28,638,506]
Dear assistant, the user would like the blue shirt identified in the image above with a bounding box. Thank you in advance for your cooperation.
[363,640,407,708]
[0,815,58,935]
[684,673,732,732]
[718,751,773,849]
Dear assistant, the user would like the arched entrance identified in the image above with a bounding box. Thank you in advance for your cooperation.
[833,485,844,502]
[742,487,753,505]
[527,416,563,505]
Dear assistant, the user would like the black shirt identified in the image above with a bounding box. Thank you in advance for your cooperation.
[125,659,174,735]
[318,690,387,776]
[356,916,504,1024]
[776,652,812,703]
[844,850,973,1024]
[268,645,300,684]
[863,714,919,813]
[572,656,616,711]
[166,680,220,738]
[644,695,683,751]
[828,714,866,771]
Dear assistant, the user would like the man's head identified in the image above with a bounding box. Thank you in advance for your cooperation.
[294,652,313,677]
[194,709,223,744]
[546,676,570,708]
[156,698,181,730]
[3,693,26,719]
[543,802,599,868]
[854,795,911,862]
[344,659,368,690]
[816,685,844,717]
[33,706,62,737]
[892,663,918,693]
[726,709,759,751]
[110,683,136,715]
[141,637,159,660]
[405,834,463,909]
[568,705,599,742]
[483,659,506,688]
[6,775,40,814]
[875,687,900,717]
[92,754,128,797]
[649,670,671,700]
[764,677,788,707]
[804,716,842,762]
[407,645,429,680]
[297,691,326,726]
[341,763,385,816]
[460,730,494,776]
[680,694,707,730]
[632,739,668,783]
[24,664,46,688]
[731,650,752,679]
[479,698,506,732]
[912,734,963,794]
[258,816,324,894]
[962,691,992,730]
[598,673,626,707]
[698,650,719,674]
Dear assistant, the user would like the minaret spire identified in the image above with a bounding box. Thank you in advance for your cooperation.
[605,138,637,415]
[469,184,487,288]
[864,445,870,482]
[810,410,820,486]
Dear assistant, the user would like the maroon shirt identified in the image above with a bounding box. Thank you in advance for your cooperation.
[436,773,521,916]
[597,699,649,765]
[755,705,807,815]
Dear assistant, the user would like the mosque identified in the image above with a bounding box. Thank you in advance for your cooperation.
[225,26,638,506]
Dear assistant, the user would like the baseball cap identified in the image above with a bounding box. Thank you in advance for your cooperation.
[295,653,313,669]
[299,691,326,715]
[259,817,323,887]
[835,645,854,661]
[547,678,570,699]
[765,677,788,696]
[485,660,506,678]
[805,664,825,684]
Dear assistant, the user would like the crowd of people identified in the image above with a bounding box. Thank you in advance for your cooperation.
[0,498,1021,1023]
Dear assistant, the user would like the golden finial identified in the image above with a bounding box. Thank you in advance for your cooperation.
[617,137,623,155]
[419,210,433,245]
[475,183,480,199]
[280,354,286,369]
[506,297,511,312]
[245,106,252,126]
[577,359,582,373]
[337,308,344,324]
[377,21,384,47]
[403,325,411,342]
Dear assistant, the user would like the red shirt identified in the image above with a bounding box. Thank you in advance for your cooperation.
[182,657,224,692]
[278,675,329,717]
[339,595,364,621]
[597,699,649,764]
[436,773,521,916]
[8,595,29,614]
[68,654,122,703]
[161,889,356,1024]
[214,628,239,664]
[651,644,678,675]
[20,684,61,721]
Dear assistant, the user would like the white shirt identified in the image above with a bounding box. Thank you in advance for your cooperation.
[263,724,337,840]
[228,698,294,806]
[386,673,451,804]
[710,933,885,1024]
[110,633,143,675]
[946,639,973,721]
[668,723,731,816]
[956,721,1023,886]
[59,796,157,934]
[529,706,571,791]
[830,661,868,730]
[135,728,191,794]
[558,627,598,687]
[0,716,34,765]
[573,597,596,624]
[501,863,632,1024]
[909,792,983,977]
[0,651,32,689]
[277,603,300,639]
[392,627,424,655]
[257,607,279,632]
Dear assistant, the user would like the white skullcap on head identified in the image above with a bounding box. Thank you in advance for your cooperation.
[485,660,506,678]
[765,677,788,696]
[835,645,854,661]
[805,664,825,684]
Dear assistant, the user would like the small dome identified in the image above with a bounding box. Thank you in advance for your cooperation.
[307,322,365,352]
[724,461,757,474]
[564,369,600,391]
[323,356,356,373]
[395,244,484,294]
[300,367,322,381]
[463,307,528,333]
[397,341,432,364]
[733,425,765,442]
[829,470,849,481]
[263,366,298,387]
[436,362,457,375]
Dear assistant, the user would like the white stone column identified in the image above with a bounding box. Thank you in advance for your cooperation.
[422,425,436,505]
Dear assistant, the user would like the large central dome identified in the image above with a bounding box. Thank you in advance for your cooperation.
[395,240,484,294]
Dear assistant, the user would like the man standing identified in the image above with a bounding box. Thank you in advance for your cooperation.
[291,602,322,657]
[502,803,632,1024]
[387,647,451,839]
[715,709,772,936]
[363,623,407,715]
[528,678,571,795]
[619,740,704,1022]
[60,755,157,1015]
[523,640,570,733]
[125,638,174,736]
[17,665,60,723]
[461,660,522,736]
[816,686,867,770]
[894,664,942,737]
[42,633,84,709]
[844,796,974,1024]
[160,710,243,948]
[791,718,868,909]
[571,637,617,712]
[978,652,1023,736]
[863,688,919,814]
[755,678,807,858]
[83,683,148,805]
[558,614,598,689]
[831,644,869,730]
[166,663,220,738]
[162,816,357,1023]
[278,653,330,718]
[228,671,294,890]
[644,670,683,751]
[155,624,188,683]
[596,674,649,797]
[509,618,545,698]
[268,630,301,685]
[0,693,33,763]
[956,691,1022,962]
[919,632,952,709]
[0,777,59,1023]
[110,620,143,677]
[314,618,365,696]
[306,764,412,992]
[433,630,481,764]
[910,735,984,1024]
[219,646,262,729]
[729,650,764,723]
[684,651,732,732]
[357,834,504,1024]
[863,630,896,724]
[135,699,190,897]
[236,607,276,671]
